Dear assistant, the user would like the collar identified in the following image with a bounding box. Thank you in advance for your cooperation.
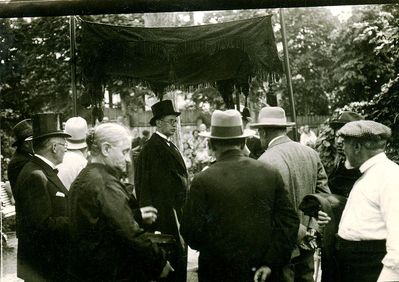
[155,131,170,141]
[218,149,244,161]
[268,135,286,147]
[359,152,387,174]
[35,154,56,169]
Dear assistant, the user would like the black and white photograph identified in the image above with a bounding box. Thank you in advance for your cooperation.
[1,1,398,281]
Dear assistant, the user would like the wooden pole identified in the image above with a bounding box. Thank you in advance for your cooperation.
[279,8,298,141]
[69,16,77,116]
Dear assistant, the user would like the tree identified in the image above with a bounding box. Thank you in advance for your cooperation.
[274,7,339,115]
[329,5,399,108]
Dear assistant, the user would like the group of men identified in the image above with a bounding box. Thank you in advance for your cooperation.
[6,100,399,282]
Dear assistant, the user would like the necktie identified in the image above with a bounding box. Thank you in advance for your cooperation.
[53,168,59,174]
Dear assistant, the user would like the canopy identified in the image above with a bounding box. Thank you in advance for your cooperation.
[80,15,282,109]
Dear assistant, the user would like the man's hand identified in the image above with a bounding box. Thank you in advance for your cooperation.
[140,206,158,225]
[254,266,272,282]
[317,210,331,228]
[159,260,174,278]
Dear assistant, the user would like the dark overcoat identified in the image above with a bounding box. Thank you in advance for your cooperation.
[7,149,32,196]
[134,132,188,281]
[14,155,69,281]
[181,149,299,282]
[69,163,166,282]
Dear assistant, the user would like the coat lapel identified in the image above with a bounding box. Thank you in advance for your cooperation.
[31,156,69,195]
[153,133,186,170]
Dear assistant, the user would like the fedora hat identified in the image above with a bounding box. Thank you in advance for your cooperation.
[149,100,181,126]
[12,119,33,147]
[200,109,254,139]
[64,117,88,149]
[32,113,71,140]
[250,107,295,128]
[330,111,364,129]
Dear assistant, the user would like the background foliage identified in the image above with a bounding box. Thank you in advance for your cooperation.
[1,6,399,179]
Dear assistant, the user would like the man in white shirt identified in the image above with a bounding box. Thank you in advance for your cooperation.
[319,120,399,282]
[57,116,88,189]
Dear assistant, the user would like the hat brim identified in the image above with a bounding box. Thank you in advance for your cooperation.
[250,122,296,128]
[199,129,254,139]
[33,132,71,140]
[12,135,33,147]
[149,112,181,126]
[67,141,87,150]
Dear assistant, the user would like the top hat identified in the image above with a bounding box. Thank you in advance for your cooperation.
[200,109,254,139]
[32,113,71,140]
[330,111,364,130]
[12,119,33,147]
[149,100,181,126]
[250,107,295,128]
[64,116,88,149]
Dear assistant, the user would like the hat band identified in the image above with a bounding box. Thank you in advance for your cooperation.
[258,117,288,124]
[67,137,86,144]
[211,125,243,137]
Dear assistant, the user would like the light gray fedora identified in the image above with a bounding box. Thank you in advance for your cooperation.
[200,109,255,139]
[250,107,295,128]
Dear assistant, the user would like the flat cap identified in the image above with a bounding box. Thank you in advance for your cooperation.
[338,120,391,140]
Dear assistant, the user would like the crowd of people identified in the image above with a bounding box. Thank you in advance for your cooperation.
[4,101,399,282]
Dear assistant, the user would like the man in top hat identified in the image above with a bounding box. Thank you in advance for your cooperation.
[7,119,34,196]
[135,99,188,282]
[318,120,399,282]
[251,106,330,282]
[14,112,71,281]
[56,116,89,190]
[328,111,364,197]
[181,109,299,282]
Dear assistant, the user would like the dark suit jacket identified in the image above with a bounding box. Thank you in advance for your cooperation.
[135,133,188,237]
[15,155,69,281]
[181,149,299,282]
[7,149,32,196]
[134,132,188,281]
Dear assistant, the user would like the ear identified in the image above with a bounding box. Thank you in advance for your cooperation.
[101,142,111,156]
[51,143,57,154]
[353,142,362,153]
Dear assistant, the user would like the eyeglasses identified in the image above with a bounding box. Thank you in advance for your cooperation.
[161,118,178,126]
[54,142,68,148]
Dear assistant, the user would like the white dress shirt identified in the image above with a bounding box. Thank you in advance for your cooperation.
[57,150,87,190]
[338,152,399,281]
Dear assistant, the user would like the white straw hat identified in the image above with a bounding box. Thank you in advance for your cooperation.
[64,117,88,149]
[250,107,295,128]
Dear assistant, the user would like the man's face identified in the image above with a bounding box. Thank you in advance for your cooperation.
[52,137,67,165]
[258,128,270,149]
[105,138,131,173]
[157,115,177,137]
[334,132,345,154]
[342,139,359,168]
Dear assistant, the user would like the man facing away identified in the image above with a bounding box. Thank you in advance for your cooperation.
[7,118,34,196]
[135,99,188,282]
[14,113,71,281]
[318,120,399,282]
[251,106,331,282]
[56,116,88,190]
[181,109,299,282]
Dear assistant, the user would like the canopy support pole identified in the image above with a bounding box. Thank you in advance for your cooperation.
[70,16,77,116]
[279,8,298,141]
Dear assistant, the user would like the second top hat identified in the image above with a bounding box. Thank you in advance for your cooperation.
[149,100,181,126]
[32,113,71,140]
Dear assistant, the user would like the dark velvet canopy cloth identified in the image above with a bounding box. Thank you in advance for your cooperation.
[80,15,282,93]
